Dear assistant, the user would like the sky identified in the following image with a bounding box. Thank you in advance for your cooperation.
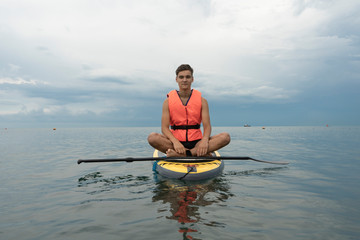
[1,0,359,128]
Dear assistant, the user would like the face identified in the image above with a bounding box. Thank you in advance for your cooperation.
[176,70,193,89]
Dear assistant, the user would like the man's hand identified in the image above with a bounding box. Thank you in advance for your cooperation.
[173,141,186,155]
[196,138,209,156]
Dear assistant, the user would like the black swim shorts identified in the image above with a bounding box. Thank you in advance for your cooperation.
[180,139,201,149]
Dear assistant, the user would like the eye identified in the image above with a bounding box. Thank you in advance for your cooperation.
[185,75,192,79]
[178,76,184,79]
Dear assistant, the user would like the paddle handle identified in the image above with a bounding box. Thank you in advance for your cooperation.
[78,156,289,165]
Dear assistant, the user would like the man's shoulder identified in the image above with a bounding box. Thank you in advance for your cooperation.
[201,97,208,101]
[167,89,177,98]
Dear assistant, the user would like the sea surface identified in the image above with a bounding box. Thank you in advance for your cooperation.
[1,126,359,240]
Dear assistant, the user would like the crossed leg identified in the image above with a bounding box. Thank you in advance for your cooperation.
[147,132,230,157]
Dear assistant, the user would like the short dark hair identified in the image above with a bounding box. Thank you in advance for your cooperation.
[176,64,193,76]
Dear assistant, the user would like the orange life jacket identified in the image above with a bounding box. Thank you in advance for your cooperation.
[168,89,203,142]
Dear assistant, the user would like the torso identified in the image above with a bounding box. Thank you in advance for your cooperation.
[168,89,203,142]
[179,96,188,105]
[177,90,192,106]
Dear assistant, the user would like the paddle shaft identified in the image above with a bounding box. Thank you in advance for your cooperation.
[77,156,289,165]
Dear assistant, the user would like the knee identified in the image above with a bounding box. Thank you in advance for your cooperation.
[221,132,231,145]
[147,132,158,144]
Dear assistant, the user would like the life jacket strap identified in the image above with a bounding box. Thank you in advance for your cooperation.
[171,124,200,130]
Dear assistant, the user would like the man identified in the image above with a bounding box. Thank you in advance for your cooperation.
[148,64,230,157]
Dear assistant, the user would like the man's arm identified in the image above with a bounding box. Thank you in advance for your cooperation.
[161,99,186,154]
[196,97,211,156]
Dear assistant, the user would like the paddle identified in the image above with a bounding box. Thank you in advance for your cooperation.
[77,156,289,165]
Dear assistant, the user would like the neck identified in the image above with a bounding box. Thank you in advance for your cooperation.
[178,88,192,98]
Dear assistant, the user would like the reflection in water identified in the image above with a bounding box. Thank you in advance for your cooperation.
[77,172,152,198]
[76,167,287,239]
[152,176,233,239]
[225,167,288,177]
[78,172,151,188]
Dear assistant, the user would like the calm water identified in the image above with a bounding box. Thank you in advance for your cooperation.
[1,126,359,240]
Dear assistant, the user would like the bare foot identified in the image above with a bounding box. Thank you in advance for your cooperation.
[166,149,185,157]
[192,149,213,157]
[206,152,214,157]
[195,153,213,157]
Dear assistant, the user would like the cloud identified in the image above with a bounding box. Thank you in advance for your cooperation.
[0,0,359,126]
[0,77,39,85]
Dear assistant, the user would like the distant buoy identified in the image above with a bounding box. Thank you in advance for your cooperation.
[326,124,329,127]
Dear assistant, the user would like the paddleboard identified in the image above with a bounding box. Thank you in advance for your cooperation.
[152,150,224,180]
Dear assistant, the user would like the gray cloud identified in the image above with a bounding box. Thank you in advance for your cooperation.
[0,0,359,127]
[85,76,130,85]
